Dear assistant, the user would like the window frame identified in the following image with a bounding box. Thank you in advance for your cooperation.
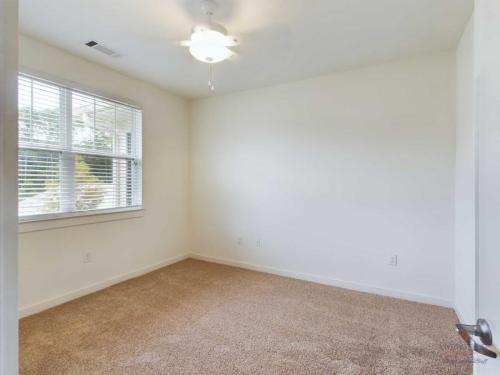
[18,69,144,224]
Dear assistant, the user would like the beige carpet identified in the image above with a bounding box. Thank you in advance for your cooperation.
[20,259,471,374]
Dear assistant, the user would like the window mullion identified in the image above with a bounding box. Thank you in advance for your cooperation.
[114,104,121,207]
[60,89,75,213]
[135,112,142,207]
[29,80,34,140]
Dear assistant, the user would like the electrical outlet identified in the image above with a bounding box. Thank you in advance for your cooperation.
[256,239,262,248]
[388,254,398,267]
[82,251,92,264]
[237,237,243,246]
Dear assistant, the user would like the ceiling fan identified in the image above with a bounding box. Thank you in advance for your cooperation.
[180,0,238,92]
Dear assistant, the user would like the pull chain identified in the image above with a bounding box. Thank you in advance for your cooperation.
[208,64,215,91]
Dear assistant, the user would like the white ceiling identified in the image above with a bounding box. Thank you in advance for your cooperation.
[20,0,473,99]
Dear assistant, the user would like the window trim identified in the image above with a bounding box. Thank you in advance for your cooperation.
[19,207,145,233]
[18,70,144,224]
[19,205,144,224]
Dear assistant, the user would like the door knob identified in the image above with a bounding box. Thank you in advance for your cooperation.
[456,319,497,359]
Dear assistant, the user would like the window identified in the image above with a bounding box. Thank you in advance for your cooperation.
[18,74,142,221]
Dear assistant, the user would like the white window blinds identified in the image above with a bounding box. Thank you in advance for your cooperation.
[18,74,142,220]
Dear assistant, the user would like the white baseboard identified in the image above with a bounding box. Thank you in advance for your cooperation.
[19,252,453,318]
[19,254,189,318]
[190,253,453,308]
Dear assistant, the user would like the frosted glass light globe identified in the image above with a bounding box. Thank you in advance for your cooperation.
[185,26,235,63]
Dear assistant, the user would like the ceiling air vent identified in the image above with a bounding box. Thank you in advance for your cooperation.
[84,40,121,58]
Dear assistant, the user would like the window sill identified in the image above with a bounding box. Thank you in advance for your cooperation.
[18,207,145,233]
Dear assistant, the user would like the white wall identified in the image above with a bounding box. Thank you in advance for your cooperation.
[0,0,18,373]
[190,52,456,306]
[18,35,190,316]
[454,16,476,324]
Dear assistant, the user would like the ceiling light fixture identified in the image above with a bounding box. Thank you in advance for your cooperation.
[184,25,236,64]
[181,0,237,91]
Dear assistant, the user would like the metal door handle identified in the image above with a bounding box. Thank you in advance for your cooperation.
[456,319,497,359]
